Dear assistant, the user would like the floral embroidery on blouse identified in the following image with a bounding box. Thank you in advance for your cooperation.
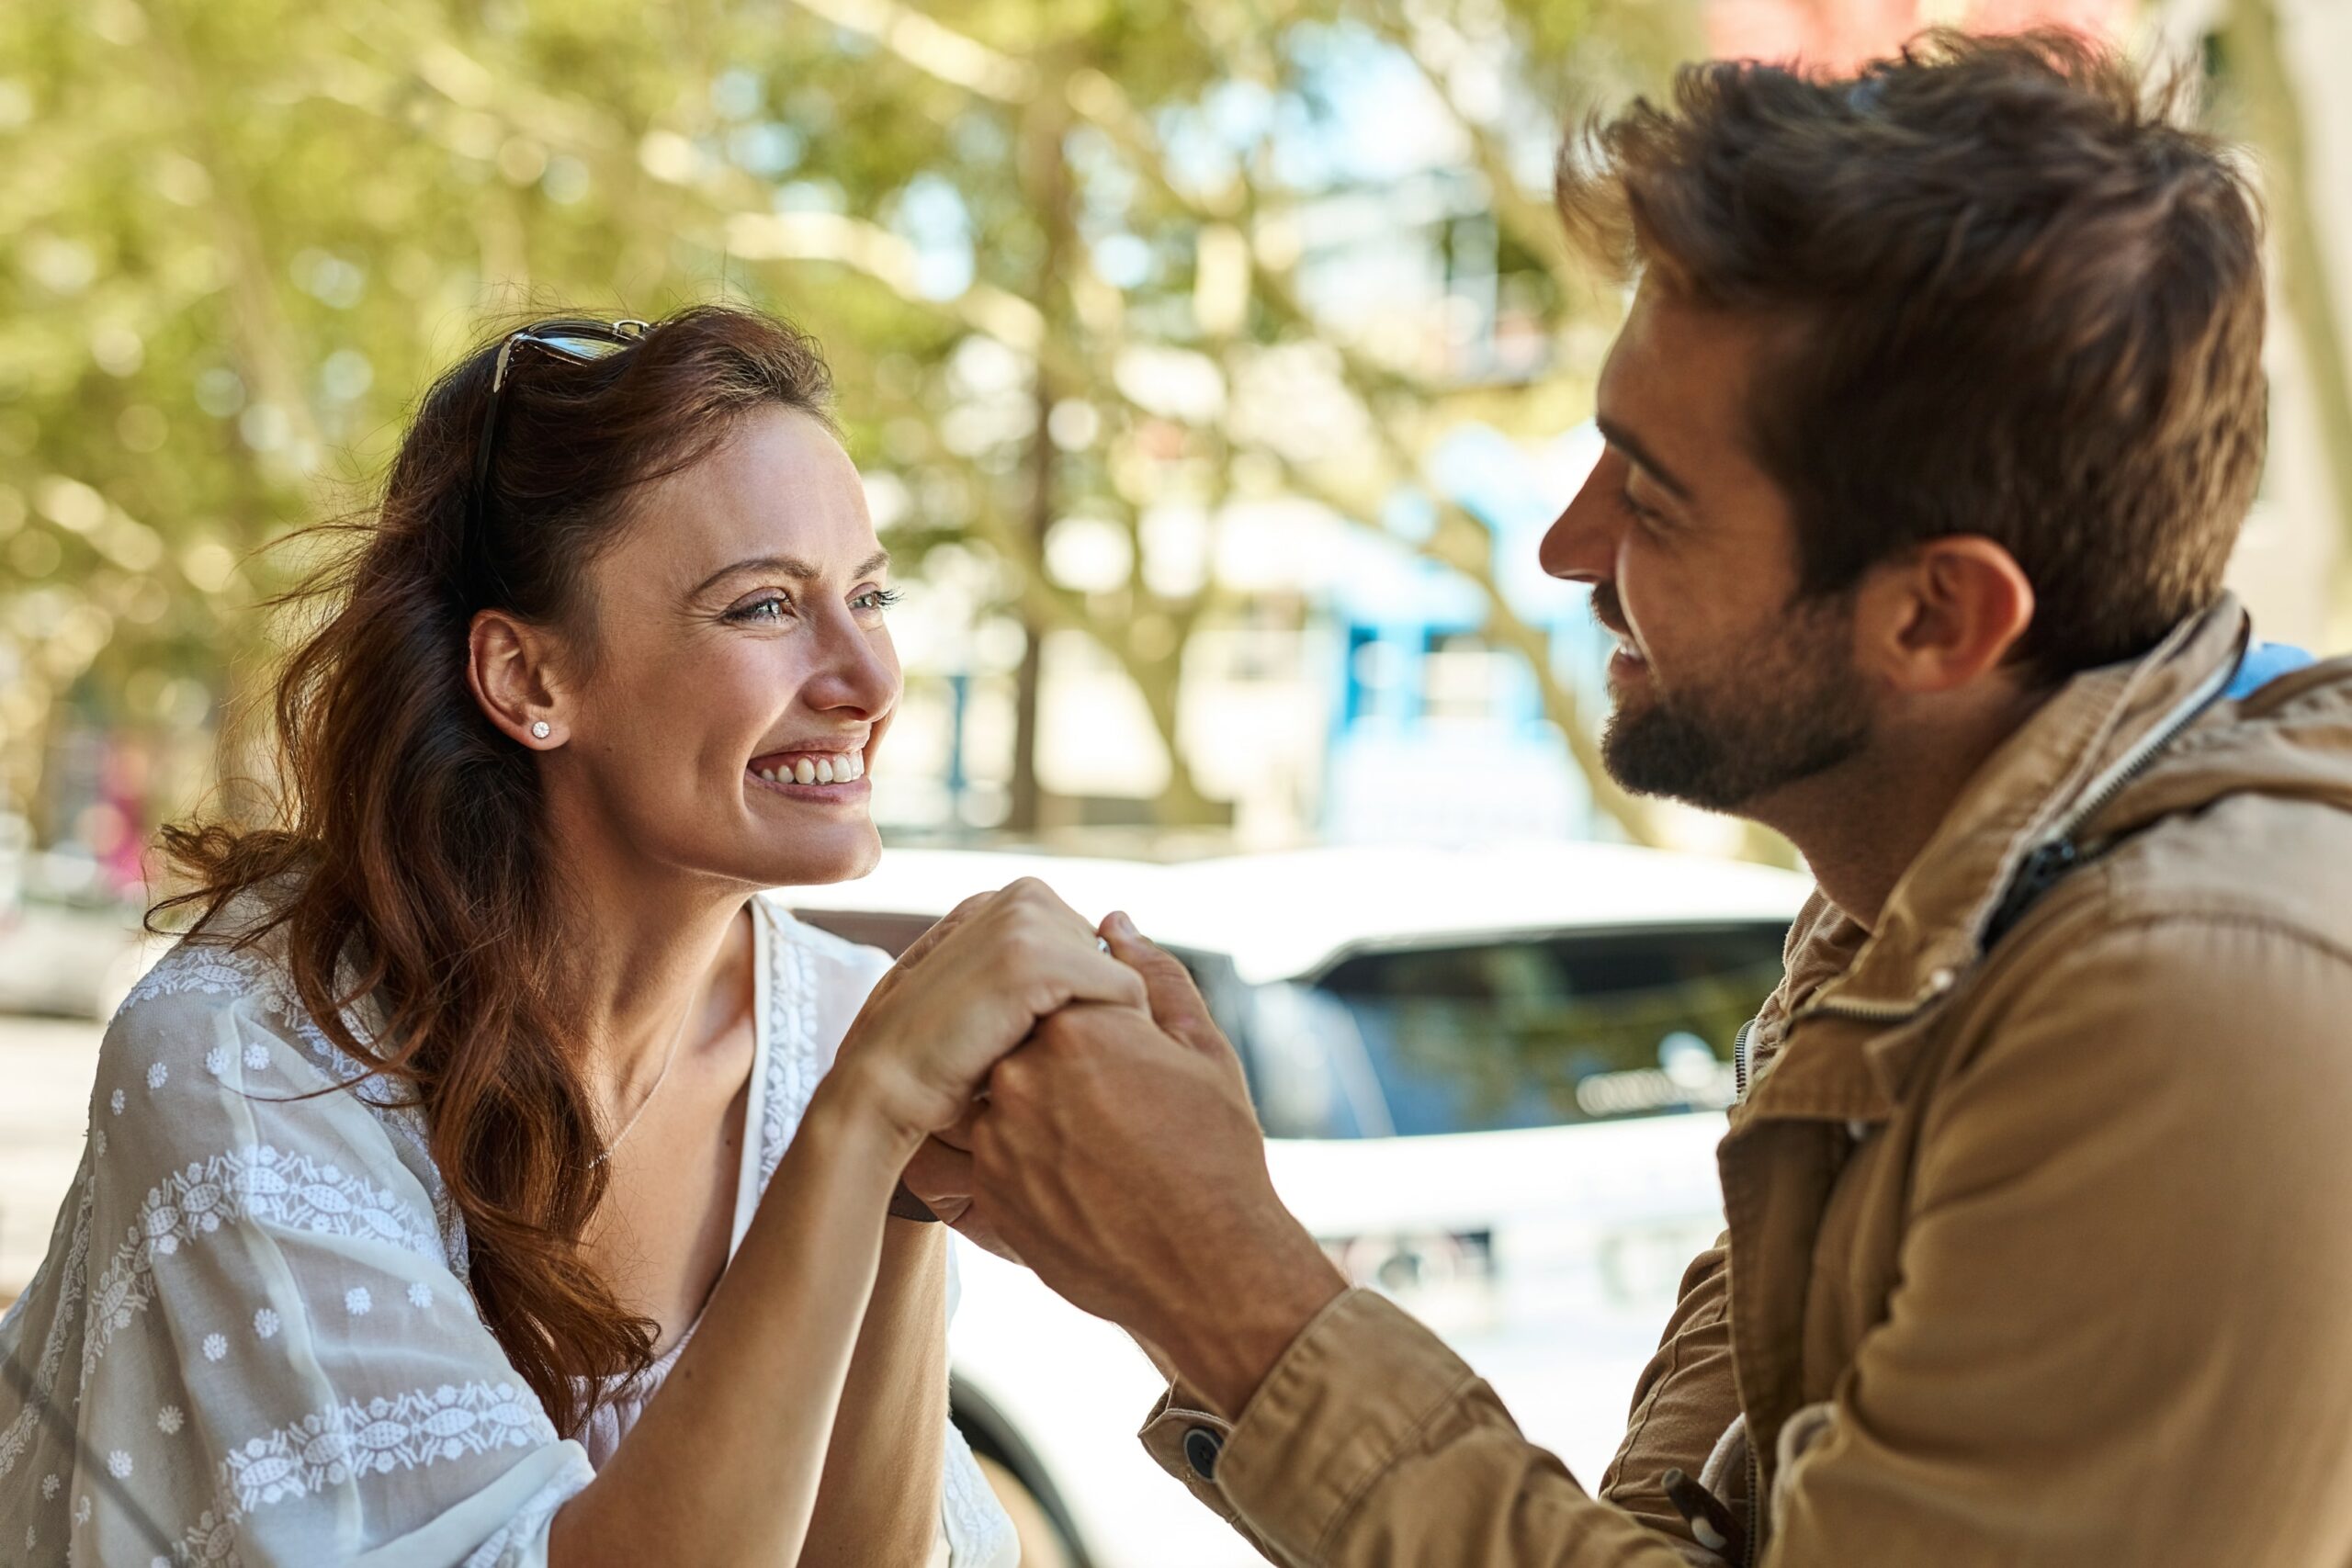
[0,896,1016,1568]
[79,1145,438,1382]
[224,1381,556,1512]
[0,1186,91,1484]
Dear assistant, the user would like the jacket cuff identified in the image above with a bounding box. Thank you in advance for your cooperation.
[1138,1384,1248,1529]
[1217,1287,1482,1561]
[1134,1287,1378,1549]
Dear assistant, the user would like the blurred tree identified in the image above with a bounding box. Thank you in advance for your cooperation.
[0,0,1691,860]
[707,0,1688,838]
[2213,0,2352,602]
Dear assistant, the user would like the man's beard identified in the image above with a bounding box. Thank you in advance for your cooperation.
[1599,588,1872,813]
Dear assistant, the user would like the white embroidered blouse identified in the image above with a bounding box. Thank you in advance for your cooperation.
[0,893,1016,1567]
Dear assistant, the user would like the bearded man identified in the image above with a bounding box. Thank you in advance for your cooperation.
[923,28,2352,1568]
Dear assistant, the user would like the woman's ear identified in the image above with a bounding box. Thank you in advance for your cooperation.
[468,609,568,748]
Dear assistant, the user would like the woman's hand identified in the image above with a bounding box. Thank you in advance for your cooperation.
[899,908,1247,1262]
[825,878,1148,1157]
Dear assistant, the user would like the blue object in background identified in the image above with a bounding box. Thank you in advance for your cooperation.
[2228,640,2315,700]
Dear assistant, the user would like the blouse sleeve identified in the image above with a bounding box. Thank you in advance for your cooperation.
[60,947,592,1568]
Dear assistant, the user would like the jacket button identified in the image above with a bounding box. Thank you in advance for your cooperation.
[1183,1426,1224,1482]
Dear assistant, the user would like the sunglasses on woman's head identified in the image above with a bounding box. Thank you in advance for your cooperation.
[468,317,654,558]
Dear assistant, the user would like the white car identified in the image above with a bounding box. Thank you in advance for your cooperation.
[787,841,1809,1568]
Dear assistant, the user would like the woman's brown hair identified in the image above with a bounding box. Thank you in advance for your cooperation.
[155,303,836,1433]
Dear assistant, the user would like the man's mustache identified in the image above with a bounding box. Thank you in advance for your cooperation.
[1590,583,1631,641]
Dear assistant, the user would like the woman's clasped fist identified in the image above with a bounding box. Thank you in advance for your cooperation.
[828,879,1148,1156]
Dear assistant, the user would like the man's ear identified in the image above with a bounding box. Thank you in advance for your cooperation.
[1854,537,2036,696]
[467,609,570,748]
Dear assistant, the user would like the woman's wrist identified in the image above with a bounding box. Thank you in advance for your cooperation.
[804,1061,926,1174]
[878,1210,948,1265]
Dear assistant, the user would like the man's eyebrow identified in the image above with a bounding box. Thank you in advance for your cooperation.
[1594,415,1693,503]
[688,549,892,599]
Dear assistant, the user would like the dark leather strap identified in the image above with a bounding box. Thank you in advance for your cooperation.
[888,1179,942,1223]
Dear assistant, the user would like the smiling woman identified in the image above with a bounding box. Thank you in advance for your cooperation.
[0,307,1155,1566]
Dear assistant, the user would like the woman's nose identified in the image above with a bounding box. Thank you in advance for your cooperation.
[807,615,900,716]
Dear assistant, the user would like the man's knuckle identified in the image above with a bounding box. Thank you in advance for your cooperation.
[991,1053,1035,1100]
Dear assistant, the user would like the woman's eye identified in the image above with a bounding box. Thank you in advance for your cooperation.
[853,587,905,614]
[726,594,791,624]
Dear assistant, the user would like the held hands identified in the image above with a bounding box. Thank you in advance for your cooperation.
[829,880,1148,1162]
[962,914,1347,1417]
[900,910,1247,1257]
[856,892,1343,1414]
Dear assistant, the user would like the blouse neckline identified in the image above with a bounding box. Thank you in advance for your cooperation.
[614,896,775,1371]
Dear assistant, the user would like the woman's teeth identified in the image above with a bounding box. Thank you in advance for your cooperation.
[754,752,865,785]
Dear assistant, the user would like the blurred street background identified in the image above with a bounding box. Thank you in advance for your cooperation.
[3,0,2350,1555]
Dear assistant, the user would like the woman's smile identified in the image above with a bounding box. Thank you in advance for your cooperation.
[748,743,871,800]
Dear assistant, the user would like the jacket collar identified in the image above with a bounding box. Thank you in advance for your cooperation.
[1743,595,2250,1118]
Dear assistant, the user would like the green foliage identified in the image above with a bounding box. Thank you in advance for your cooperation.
[0,0,1691,842]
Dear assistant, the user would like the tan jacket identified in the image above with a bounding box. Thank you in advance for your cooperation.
[1139,597,2352,1566]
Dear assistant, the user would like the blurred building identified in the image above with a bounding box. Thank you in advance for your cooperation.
[877,0,2349,856]
[2199,0,2352,655]
[879,152,1626,852]
[1707,0,2137,65]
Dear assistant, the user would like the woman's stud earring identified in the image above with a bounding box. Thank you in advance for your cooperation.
[530,721,550,740]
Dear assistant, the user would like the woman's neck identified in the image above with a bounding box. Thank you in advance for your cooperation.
[560,854,759,1109]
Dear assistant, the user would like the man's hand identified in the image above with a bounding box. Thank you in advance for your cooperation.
[969,913,1348,1418]
[899,1111,1023,1262]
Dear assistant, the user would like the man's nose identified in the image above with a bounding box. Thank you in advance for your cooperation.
[1539,452,1623,586]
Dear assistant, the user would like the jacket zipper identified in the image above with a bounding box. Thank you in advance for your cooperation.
[1744,1445,1762,1568]
[2047,640,2244,844]
[1797,640,2245,1029]
[1732,1019,1764,1568]
[1979,646,2242,944]
[1724,637,2245,1568]
[1717,1018,1758,1566]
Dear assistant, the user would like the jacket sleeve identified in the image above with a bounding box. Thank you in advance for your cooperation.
[1138,1289,1724,1567]
[1133,913,2352,1567]
[1763,912,2352,1567]
[1598,1235,1743,1541]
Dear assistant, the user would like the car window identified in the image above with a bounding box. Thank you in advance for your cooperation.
[790,908,939,956]
[1250,923,1786,1139]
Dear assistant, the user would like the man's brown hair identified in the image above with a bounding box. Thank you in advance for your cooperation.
[1558,28,2267,678]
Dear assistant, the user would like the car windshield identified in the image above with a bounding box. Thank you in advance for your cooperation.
[1245,923,1788,1139]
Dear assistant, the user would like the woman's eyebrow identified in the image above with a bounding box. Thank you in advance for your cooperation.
[688,549,891,599]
